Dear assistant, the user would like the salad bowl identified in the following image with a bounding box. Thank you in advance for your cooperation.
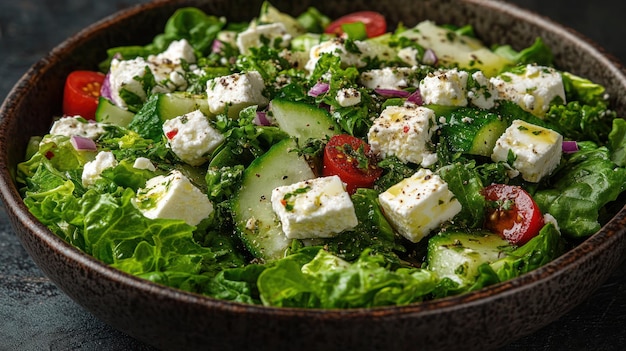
[1,0,625,350]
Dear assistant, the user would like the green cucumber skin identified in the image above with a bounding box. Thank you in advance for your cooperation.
[232,138,315,260]
[426,231,510,285]
[269,98,339,143]
[438,108,509,157]
[95,97,135,127]
[156,93,212,121]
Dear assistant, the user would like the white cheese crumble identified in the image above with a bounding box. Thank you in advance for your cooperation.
[367,105,438,167]
[419,68,469,106]
[206,71,269,118]
[162,110,224,166]
[270,175,358,239]
[49,116,106,139]
[81,151,118,187]
[135,170,214,226]
[491,119,563,182]
[490,64,566,117]
[378,169,462,243]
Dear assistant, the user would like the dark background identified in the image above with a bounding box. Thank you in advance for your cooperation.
[1,1,625,350]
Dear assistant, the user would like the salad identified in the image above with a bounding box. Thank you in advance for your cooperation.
[16,2,626,308]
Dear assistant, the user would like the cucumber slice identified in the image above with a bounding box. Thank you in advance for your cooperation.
[438,107,509,157]
[426,231,511,287]
[232,138,315,260]
[269,98,339,143]
[95,97,135,127]
[259,1,306,37]
[155,92,212,121]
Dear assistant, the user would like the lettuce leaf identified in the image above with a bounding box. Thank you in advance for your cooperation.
[534,143,626,237]
[257,249,439,308]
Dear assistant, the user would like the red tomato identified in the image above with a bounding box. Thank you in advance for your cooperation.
[482,184,544,245]
[62,70,106,120]
[324,11,387,38]
[322,134,383,194]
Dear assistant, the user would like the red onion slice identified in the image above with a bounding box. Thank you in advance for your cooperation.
[562,140,579,153]
[70,135,97,151]
[406,89,424,105]
[100,72,112,101]
[211,39,224,54]
[308,82,330,97]
[422,48,438,66]
[253,111,271,126]
[374,88,410,98]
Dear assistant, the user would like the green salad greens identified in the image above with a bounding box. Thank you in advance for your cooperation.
[17,2,626,308]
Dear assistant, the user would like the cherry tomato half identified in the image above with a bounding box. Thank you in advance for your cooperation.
[324,11,387,38]
[482,184,544,246]
[322,134,383,194]
[62,70,106,120]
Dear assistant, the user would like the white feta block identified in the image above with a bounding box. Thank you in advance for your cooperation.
[490,64,566,117]
[359,67,419,90]
[163,110,224,166]
[108,57,151,108]
[419,68,469,106]
[81,151,118,187]
[336,88,361,107]
[270,175,358,239]
[135,170,214,226]
[378,169,462,243]
[467,70,498,109]
[49,116,106,139]
[150,39,196,65]
[236,23,292,55]
[491,119,563,182]
[367,105,438,167]
[133,157,156,171]
[304,38,374,72]
[206,71,269,118]
[397,47,420,67]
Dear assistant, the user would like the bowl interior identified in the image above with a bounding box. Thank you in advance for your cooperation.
[1,0,625,350]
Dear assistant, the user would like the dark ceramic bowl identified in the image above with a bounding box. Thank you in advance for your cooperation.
[1,0,625,350]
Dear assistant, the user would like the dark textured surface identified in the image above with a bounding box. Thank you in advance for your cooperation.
[0,1,625,350]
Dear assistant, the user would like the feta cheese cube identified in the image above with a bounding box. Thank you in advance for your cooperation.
[163,110,224,166]
[367,105,438,167]
[397,47,420,66]
[236,23,292,55]
[490,64,566,117]
[206,71,269,118]
[108,40,195,108]
[304,38,374,72]
[467,71,498,109]
[270,175,358,239]
[133,157,156,171]
[419,68,469,106]
[150,39,196,65]
[378,169,462,243]
[360,67,419,90]
[336,88,361,107]
[135,170,214,226]
[82,151,118,187]
[491,119,563,182]
[108,57,151,107]
[49,116,106,139]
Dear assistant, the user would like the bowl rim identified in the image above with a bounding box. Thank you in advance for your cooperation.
[1,0,626,320]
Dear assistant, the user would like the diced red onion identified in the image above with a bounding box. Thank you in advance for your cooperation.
[253,111,271,126]
[562,141,579,153]
[100,72,112,100]
[422,49,438,66]
[308,82,330,97]
[374,88,410,98]
[70,135,97,151]
[406,89,424,105]
[211,39,224,54]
